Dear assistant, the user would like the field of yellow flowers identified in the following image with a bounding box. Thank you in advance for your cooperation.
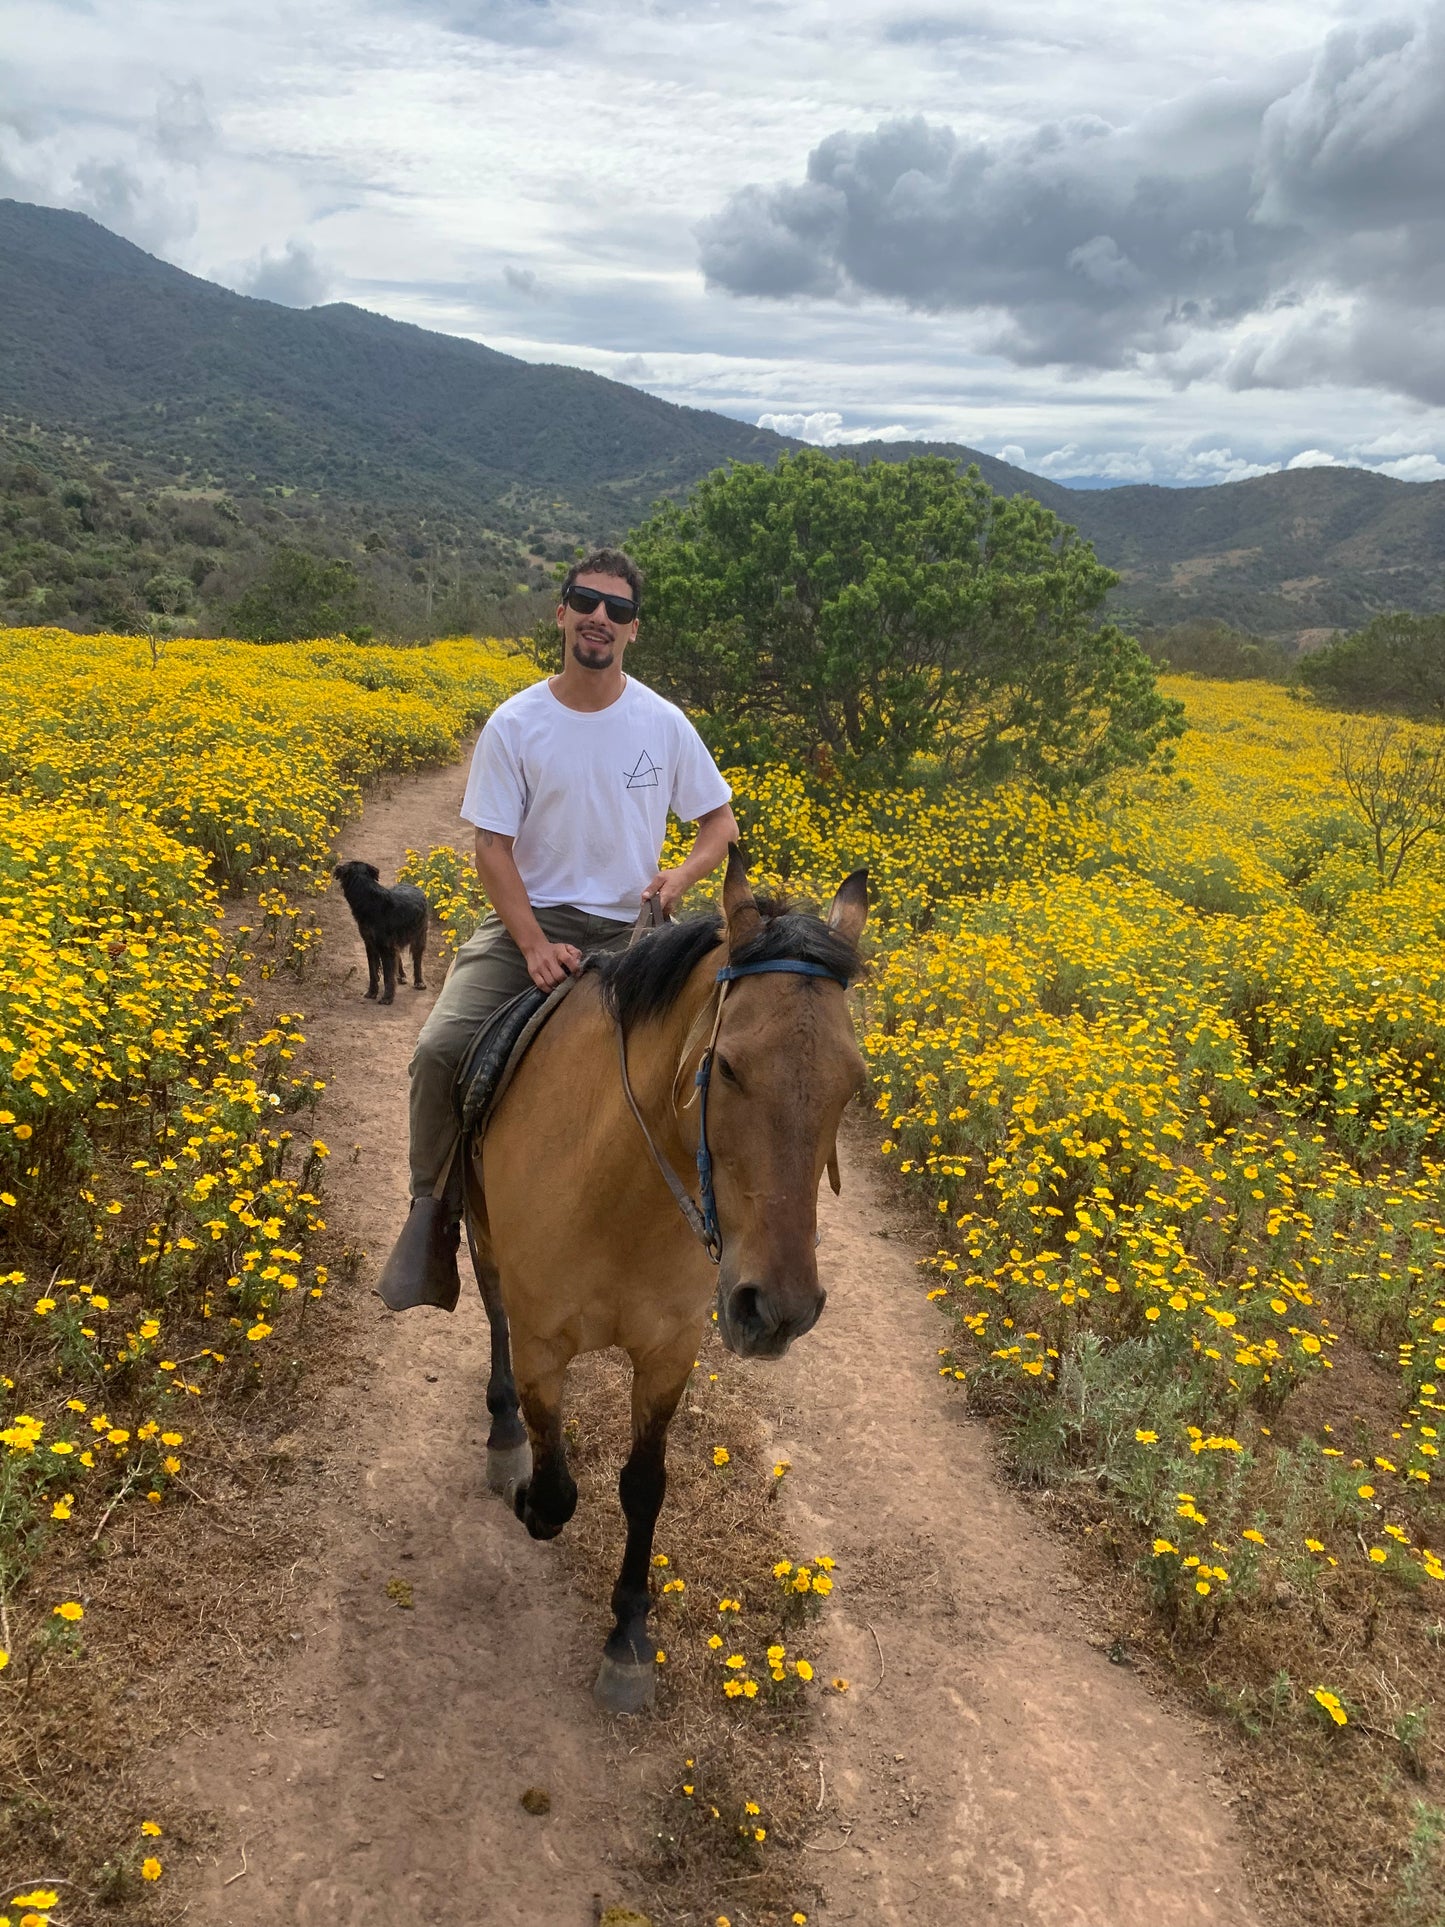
[0,627,532,1903]
[749,679,1445,1917]
[10,618,1443,1919]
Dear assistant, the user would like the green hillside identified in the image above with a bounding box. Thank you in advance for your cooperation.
[0,198,788,536]
[847,441,1445,636]
[4,197,1445,643]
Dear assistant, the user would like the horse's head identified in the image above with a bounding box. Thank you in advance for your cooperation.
[708,849,868,1359]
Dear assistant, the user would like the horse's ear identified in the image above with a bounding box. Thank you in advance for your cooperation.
[827,868,869,946]
[722,843,763,948]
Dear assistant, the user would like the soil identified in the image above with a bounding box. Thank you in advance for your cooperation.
[166,748,1263,1927]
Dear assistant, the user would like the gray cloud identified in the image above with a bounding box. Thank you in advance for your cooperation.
[371,0,565,46]
[237,238,332,306]
[503,263,547,298]
[154,79,215,167]
[699,5,1445,403]
[0,79,207,252]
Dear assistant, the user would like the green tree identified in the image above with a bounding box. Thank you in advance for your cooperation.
[143,572,192,616]
[1139,618,1293,682]
[228,545,366,643]
[622,451,1182,783]
[1298,611,1445,716]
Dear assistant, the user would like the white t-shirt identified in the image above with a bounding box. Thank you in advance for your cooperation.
[460,676,733,922]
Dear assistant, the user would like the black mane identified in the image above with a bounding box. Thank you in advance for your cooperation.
[591,902,863,1035]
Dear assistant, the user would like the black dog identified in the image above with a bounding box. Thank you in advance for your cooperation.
[333,861,429,1004]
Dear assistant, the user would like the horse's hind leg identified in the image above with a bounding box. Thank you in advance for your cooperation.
[464,1219,529,1493]
[594,1343,693,1716]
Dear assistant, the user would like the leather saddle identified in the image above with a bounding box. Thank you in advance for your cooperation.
[451,895,668,1143]
[453,976,576,1139]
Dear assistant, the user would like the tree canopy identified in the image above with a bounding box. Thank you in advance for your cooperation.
[227,546,367,644]
[625,451,1182,784]
[1297,611,1445,717]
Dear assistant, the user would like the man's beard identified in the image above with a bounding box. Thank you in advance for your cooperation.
[571,635,615,670]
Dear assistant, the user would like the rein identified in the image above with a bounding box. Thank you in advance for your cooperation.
[614,958,850,1264]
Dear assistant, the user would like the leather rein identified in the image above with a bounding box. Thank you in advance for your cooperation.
[614,958,850,1264]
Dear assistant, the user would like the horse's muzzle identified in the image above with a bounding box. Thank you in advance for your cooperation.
[717,1281,827,1359]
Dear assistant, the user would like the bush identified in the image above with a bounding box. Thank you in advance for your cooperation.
[622,450,1182,785]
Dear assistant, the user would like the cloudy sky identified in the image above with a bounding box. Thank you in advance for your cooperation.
[4,0,1444,486]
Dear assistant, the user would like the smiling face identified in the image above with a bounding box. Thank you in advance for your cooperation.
[556,571,640,673]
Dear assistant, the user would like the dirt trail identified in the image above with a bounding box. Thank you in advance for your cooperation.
[169,749,1260,1927]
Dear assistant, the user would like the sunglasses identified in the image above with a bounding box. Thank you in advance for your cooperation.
[562,585,639,624]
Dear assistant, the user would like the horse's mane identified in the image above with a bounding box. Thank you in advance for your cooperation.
[591,899,863,1036]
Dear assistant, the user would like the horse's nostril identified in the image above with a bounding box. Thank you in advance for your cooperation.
[730,1284,773,1337]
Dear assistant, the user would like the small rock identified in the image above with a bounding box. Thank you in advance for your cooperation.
[520,1786,552,1816]
[424,1369,439,1383]
[371,1771,386,1782]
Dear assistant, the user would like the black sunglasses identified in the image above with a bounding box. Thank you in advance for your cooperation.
[562,585,639,624]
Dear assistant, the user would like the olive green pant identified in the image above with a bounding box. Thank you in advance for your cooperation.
[407,904,633,1200]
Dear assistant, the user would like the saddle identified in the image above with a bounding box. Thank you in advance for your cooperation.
[453,976,577,1139]
[452,895,668,1143]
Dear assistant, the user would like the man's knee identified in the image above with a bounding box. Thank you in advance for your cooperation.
[410,1015,466,1092]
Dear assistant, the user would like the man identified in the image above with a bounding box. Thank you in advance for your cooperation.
[378,547,739,1312]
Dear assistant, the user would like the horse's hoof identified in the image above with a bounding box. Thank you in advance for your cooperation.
[488,1440,532,1495]
[594,1654,657,1716]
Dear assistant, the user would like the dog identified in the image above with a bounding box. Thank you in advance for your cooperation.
[333,861,429,1004]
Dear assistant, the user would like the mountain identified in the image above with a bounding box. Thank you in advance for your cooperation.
[0,197,789,540]
[4,197,1445,641]
[846,441,1445,638]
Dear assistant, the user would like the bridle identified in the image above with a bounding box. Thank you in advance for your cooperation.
[614,958,851,1264]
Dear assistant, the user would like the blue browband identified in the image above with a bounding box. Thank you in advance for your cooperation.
[693,957,851,1259]
[716,959,851,989]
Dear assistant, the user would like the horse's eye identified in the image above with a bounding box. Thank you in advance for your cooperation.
[716,1054,740,1087]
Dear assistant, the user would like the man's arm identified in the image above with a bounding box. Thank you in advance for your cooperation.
[474,828,581,990]
[641,802,740,918]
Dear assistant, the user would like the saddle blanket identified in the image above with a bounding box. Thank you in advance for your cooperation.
[452,974,579,1140]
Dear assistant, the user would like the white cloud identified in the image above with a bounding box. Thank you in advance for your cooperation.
[1373,453,1445,481]
[1286,448,1346,468]
[755,409,913,444]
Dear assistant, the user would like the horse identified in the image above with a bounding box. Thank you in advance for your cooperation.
[464,847,869,1713]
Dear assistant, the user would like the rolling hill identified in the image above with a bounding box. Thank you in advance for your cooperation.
[4,196,1445,640]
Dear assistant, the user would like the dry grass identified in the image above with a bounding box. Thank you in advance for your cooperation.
[0,1298,347,1918]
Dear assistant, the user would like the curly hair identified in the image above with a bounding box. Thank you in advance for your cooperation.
[560,547,644,608]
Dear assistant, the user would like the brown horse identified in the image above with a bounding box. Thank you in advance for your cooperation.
[465,848,868,1712]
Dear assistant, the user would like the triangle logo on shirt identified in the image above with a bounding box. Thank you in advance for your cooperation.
[624,750,660,790]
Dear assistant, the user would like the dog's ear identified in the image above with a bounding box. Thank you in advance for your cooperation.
[364,863,380,881]
[332,862,346,879]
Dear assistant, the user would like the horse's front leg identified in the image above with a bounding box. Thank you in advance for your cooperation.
[464,1219,530,1493]
[594,1343,693,1716]
[509,1336,578,1542]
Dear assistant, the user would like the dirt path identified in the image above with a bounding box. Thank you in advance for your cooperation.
[168,750,1261,1927]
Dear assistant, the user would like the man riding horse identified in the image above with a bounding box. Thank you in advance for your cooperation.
[378,547,739,1312]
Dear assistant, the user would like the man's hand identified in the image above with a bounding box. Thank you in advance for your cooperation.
[640,869,690,919]
[523,939,583,990]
